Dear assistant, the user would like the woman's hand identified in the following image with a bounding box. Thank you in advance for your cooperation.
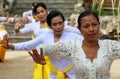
[14,18,23,33]
[0,34,14,50]
[28,48,46,65]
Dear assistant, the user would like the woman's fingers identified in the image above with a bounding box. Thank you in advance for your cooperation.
[40,48,46,65]
[40,48,43,58]
[0,34,9,49]
[28,51,37,62]
[28,48,46,65]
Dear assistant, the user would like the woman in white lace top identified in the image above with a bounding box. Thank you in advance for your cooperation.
[29,10,120,79]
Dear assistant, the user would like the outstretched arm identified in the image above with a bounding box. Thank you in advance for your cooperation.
[0,34,44,50]
[36,41,78,60]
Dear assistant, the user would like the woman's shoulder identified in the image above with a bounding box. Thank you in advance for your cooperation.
[99,39,119,43]
[63,31,83,40]
[99,39,120,47]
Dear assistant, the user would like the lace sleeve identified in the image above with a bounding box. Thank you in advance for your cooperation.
[36,41,79,60]
[105,40,120,60]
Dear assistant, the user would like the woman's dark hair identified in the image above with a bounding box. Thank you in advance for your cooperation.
[47,10,65,27]
[77,10,100,28]
[32,2,47,15]
[32,2,37,7]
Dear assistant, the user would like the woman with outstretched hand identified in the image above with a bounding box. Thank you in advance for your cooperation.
[29,10,120,79]
[0,10,83,79]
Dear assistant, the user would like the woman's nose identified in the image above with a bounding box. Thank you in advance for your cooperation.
[89,26,94,31]
[56,24,60,28]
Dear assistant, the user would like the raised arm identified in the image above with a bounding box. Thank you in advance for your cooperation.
[14,17,34,35]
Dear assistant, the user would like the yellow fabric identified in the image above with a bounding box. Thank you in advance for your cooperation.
[0,28,5,31]
[0,44,6,62]
[50,64,73,79]
[32,22,52,79]
[32,33,51,79]
[33,15,39,21]
[33,56,51,79]
[31,34,35,40]
[45,22,50,28]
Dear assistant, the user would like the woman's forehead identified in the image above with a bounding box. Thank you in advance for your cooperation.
[52,16,63,21]
[81,15,97,22]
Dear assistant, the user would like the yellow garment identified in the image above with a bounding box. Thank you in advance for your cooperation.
[32,22,51,79]
[31,34,35,40]
[0,44,6,62]
[0,28,6,62]
[33,56,50,79]
[0,28,5,31]
[32,32,51,79]
[45,22,50,28]
[50,64,72,79]
[33,15,39,21]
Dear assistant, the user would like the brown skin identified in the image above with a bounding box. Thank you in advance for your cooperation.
[78,14,100,62]
[51,16,64,42]
[28,48,46,65]
[36,6,48,29]
[0,34,14,50]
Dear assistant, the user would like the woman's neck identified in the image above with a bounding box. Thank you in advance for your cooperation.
[83,39,98,48]
[40,21,46,29]
[54,34,61,42]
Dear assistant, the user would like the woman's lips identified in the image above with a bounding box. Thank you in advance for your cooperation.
[88,33,96,37]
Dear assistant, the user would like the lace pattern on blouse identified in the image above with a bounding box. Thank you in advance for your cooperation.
[36,40,120,79]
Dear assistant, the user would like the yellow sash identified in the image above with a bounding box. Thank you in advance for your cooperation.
[32,28,51,79]
[0,37,6,62]
[0,28,5,31]
[32,34,51,79]
[33,56,50,79]
[50,64,72,79]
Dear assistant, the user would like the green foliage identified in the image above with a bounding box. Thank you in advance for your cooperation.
[94,9,117,16]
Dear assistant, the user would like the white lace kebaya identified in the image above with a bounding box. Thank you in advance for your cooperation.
[36,39,120,79]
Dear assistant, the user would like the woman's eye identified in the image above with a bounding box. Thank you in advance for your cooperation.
[52,23,57,26]
[92,23,98,26]
[59,21,63,25]
[83,25,88,28]
[37,12,40,14]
